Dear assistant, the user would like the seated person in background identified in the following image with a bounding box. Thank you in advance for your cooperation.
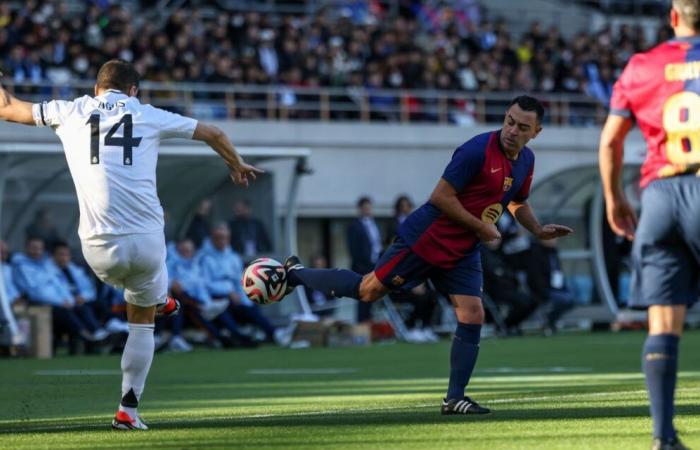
[481,238,539,335]
[389,283,440,343]
[538,237,576,335]
[199,224,279,343]
[12,237,101,349]
[51,241,108,341]
[228,199,272,260]
[169,238,255,348]
[304,254,337,317]
[1,240,21,306]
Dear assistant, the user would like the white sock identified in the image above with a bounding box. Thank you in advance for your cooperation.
[118,323,155,414]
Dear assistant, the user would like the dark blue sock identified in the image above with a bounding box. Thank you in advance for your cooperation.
[643,334,679,440]
[288,268,362,299]
[446,323,481,400]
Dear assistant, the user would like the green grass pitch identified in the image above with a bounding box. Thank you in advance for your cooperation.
[1,331,699,449]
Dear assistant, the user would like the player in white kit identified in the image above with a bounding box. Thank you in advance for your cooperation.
[0,60,262,429]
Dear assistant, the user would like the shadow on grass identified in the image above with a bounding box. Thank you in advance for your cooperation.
[2,404,697,436]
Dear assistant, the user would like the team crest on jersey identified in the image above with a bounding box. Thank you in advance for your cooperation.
[481,203,504,224]
[391,275,406,286]
[503,177,513,191]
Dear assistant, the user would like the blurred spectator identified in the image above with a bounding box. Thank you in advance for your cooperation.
[12,237,100,351]
[50,241,109,341]
[169,238,254,349]
[199,224,279,343]
[25,208,62,251]
[481,239,539,335]
[0,240,20,306]
[185,198,213,248]
[228,199,272,259]
[385,194,414,246]
[538,238,577,335]
[348,196,382,322]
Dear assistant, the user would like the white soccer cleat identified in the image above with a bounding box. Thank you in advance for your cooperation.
[168,335,193,353]
[112,410,149,430]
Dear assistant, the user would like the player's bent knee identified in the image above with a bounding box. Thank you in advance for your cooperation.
[452,296,485,324]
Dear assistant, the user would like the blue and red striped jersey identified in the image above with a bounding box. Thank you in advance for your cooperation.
[398,131,534,268]
[610,36,700,187]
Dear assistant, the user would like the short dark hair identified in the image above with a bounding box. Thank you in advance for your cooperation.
[673,0,700,30]
[509,95,545,123]
[52,241,70,252]
[357,196,372,208]
[96,59,140,93]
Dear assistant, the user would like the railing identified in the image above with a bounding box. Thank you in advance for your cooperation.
[2,80,608,126]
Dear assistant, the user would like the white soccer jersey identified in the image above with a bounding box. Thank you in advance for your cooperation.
[32,90,197,240]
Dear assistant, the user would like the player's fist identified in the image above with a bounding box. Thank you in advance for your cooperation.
[606,196,637,240]
[537,224,573,240]
[477,222,501,243]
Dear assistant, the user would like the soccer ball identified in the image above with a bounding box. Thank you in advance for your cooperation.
[242,257,288,305]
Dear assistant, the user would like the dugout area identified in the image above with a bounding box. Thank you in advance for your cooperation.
[0,141,313,344]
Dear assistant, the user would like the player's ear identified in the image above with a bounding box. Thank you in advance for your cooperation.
[533,124,543,138]
[128,85,138,97]
[93,84,98,96]
[670,7,679,28]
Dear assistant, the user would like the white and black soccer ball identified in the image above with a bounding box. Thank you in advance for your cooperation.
[242,257,288,305]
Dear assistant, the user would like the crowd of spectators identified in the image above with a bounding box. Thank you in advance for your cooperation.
[1,202,283,355]
[0,1,670,122]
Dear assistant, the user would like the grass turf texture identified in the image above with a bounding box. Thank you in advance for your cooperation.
[0,331,699,450]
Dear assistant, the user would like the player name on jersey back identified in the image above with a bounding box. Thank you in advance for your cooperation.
[32,90,198,240]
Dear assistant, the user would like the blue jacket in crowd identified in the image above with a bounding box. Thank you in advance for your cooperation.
[198,241,253,306]
[12,253,73,307]
[167,250,212,304]
[50,261,96,303]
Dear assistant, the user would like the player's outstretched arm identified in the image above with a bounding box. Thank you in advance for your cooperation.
[192,123,263,187]
[598,114,636,240]
[508,200,573,240]
[429,178,501,242]
[0,77,35,125]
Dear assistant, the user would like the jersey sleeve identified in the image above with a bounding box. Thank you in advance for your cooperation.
[32,100,75,128]
[609,56,636,118]
[513,165,534,202]
[148,106,198,139]
[441,141,486,192]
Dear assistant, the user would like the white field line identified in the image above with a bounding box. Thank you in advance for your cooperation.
[3,387,699,433]
[248,368,359,375]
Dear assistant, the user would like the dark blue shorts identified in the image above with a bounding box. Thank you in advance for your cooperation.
[374,237,482,297]
[630,175,700,309]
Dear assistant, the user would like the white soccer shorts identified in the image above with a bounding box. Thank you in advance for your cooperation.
[81,232,168,307]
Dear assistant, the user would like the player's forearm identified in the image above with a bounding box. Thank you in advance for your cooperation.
[431,193,485,234]
[0,85,34,124]
[508,201,543,236]
[598,116,631,202]
[210,131,243,169]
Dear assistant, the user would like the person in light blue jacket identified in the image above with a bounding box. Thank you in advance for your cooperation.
[51,242,107,339]
[169,238,256,348]
[12,237,95,344]
[199,224,276,342]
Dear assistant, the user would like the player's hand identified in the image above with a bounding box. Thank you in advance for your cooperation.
[606,196,637,240]
[229,160,264,188]
[477,222,501,243]
[537,224,573,240]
